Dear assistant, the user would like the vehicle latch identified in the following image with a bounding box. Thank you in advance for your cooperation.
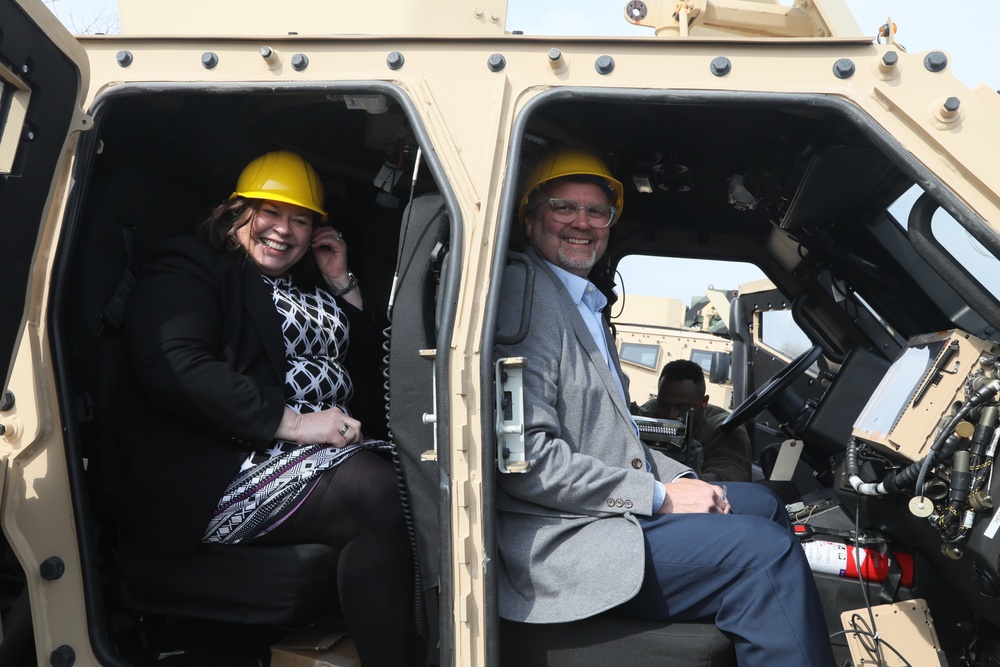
[496,357,529,473]
[419,349,438,462]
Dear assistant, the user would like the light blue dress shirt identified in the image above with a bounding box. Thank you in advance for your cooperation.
[543,260,668,512]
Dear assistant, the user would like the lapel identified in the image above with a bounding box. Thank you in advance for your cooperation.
[527,249,635,425]
[238,259,287,380]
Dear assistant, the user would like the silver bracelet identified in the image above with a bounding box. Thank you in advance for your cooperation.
[330,272,359,297]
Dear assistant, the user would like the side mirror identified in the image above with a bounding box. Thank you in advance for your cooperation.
[708,352,731,385]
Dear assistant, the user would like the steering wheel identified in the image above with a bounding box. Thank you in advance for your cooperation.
[720,344,823,432]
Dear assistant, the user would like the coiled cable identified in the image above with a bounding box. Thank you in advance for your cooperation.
[384,145,428,637]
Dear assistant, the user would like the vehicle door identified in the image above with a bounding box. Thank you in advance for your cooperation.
[0,1,90,662]
[0,0,90,392]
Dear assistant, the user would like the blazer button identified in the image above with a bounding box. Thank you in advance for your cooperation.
[615,499,625,507]
[624,500,633,509]
[607,498,615,508]
[631,458,643,469]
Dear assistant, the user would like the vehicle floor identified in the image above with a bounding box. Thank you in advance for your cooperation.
[109,614,293,666]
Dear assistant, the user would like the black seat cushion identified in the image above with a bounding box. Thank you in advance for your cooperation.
[117,538,339,625]
[501,615,735,666]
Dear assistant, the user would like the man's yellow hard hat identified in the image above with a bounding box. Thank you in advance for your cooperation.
[518,147,624,223]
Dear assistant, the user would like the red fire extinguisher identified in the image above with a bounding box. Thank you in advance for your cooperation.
[801,540,914,587]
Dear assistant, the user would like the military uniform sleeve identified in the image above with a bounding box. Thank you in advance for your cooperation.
[697,405,753,482]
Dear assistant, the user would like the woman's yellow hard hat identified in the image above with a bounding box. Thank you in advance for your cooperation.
[231,150,327,221]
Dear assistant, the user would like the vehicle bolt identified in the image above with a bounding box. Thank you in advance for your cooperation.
[490,12,500,23]
[0,424,5,436]
[115,50,133,68]
[201,52,219,70]
[626,0,648,21]
[291,54,309,71]
[487,53,506,72]
[1,390,13,411]
[22,128,35,142]
[595,55,615,75]
[50,645,75,667]
[941,543,963,560]
[881,51,899,67]
[474,7,483,18]
[943,96,961,113]
[40,556,66,581]
[548,48,563,62]
[833,58,855,79]
[260,46,272,58]
[20,61,30,75]
[710,56,731,77]
[924,51,948,73]
[386,51,405,70]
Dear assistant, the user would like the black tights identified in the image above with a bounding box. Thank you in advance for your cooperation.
[254,450,413,666]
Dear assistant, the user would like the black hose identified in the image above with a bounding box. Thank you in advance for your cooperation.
[846,437,860,477]
[913,380,998,496]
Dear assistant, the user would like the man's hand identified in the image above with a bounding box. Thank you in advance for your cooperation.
[656,478,730,515]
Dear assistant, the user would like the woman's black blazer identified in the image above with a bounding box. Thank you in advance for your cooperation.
[113,236,383,552]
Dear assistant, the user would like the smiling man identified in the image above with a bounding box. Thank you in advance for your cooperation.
[494,147,835,667]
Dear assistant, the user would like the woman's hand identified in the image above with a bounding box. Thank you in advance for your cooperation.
[312,226,363,308]
[275,406,363,447]
[311,226,348,283]
[656,478,730,515]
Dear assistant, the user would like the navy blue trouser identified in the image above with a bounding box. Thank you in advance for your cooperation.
[616,482,836,667]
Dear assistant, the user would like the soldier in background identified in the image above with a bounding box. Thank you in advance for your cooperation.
[635,359,752,482]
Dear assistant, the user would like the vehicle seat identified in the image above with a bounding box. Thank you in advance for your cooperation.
[500,616,734,666]
[116,538,339,624]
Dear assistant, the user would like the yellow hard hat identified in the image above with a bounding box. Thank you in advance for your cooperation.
[518,147,624,223]
[231,150,327,221]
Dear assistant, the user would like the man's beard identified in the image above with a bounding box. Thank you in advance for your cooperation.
[556,245,598,272]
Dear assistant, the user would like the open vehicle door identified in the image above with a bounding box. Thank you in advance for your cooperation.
[0,0,90,388]
[1,1,91,664]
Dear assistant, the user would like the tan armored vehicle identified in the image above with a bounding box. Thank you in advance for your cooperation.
[612,287,742,407]
[4,0,1000,665]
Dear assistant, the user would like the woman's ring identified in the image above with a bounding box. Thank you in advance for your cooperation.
[339,424,350,437]
[336,233,344,242]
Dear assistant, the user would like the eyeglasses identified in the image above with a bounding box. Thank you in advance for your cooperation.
[540,198,618,228]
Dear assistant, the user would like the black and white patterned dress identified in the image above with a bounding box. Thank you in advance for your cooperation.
[203,274,385,544]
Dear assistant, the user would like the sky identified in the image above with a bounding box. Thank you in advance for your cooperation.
[40,0,1000,303]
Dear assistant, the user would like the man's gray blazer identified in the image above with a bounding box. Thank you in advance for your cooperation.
[495,248,692,623]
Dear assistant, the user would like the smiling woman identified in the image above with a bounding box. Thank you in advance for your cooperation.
[108,149,415,665]
[236,200,316,277]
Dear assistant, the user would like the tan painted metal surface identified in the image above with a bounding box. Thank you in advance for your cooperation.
[6,0,1000,665]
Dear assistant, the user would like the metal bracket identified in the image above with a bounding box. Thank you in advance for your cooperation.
[419,349,438,462]
[496,357,530,473]
[770,439,804,481]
